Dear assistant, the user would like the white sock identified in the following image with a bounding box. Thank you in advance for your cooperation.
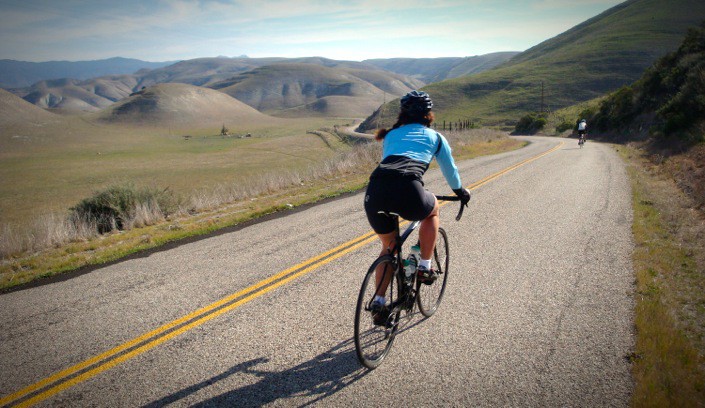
[373,295,385,304]
[419,259,432,269]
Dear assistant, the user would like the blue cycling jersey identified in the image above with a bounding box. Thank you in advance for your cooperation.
[380,124,462,190]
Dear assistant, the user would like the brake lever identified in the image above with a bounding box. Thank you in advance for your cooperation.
[455,202,467,221]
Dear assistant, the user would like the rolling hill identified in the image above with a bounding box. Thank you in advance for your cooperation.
[359,0,705,130]
[17,76,139,113]
[0,88,58,126]
[209,62,422,118]
[94,83,277,127]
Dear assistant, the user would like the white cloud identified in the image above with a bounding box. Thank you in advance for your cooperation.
[0,0,625,61]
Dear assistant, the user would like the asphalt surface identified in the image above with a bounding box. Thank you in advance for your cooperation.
[0,136,635,407]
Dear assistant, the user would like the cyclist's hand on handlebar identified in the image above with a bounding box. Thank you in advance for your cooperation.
[452,188,471,206]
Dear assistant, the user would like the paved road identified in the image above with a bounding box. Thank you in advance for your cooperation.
[0,136,634,407]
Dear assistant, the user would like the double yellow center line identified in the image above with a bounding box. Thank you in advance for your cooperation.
[1,140,563,407]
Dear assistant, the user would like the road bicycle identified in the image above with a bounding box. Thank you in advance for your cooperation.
[578,133,586,148]
[354,195,466,369]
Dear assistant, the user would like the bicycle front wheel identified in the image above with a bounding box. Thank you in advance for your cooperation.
[417,227,450,317]
[354,255,401,369]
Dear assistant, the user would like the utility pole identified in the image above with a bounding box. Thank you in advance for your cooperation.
[540,81,545,114]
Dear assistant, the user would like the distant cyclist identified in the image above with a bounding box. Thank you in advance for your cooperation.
[363,90,471,319]
[577,119,587,144]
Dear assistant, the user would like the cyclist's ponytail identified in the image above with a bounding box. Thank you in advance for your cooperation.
[375,111,434,141]
[375,119,402,141]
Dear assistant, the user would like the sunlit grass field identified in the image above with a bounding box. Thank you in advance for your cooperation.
[0,116,350,227]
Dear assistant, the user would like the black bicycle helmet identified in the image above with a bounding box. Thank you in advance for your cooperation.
[400,90,433,113]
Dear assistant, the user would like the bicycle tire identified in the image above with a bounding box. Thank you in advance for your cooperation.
[417,227,450,317]
[354,255,401,369]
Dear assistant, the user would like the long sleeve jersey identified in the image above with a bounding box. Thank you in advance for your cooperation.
[372,123,462,190]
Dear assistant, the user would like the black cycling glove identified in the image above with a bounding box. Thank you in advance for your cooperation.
[453,188,471,205]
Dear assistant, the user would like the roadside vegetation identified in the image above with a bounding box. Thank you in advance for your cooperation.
[619,144,705,406]
[0,128,522,290]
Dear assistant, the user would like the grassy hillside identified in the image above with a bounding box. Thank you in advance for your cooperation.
[360,0,705,130]
[364,57,464,82]
[588,21,705,145]
[364,52,519,83]
[584,21,705,212]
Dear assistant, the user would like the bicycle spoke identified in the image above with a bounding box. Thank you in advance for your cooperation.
[417,227,450,317]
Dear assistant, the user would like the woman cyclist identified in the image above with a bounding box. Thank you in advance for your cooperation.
[363,90,471,322]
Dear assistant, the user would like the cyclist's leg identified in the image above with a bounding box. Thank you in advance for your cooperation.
[418,198,439,261]
[375,232,396,297]
[365,181,398,297]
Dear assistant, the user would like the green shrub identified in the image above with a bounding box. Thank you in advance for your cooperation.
[556,121,575,133]
[594,86,637,131]
[514,112,547,134]
[70,184,179,234]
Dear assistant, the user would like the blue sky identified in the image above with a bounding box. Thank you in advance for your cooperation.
[0,0,623,62]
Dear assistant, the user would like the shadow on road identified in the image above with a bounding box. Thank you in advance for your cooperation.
[141,337,369,408]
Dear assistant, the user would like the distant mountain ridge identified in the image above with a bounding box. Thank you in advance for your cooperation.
[9,57,427,116]
[0,57,175,88]
[134,57,287,88]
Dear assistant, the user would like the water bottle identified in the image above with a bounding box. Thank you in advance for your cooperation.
[407,244,420,275]
[403,259,412,281]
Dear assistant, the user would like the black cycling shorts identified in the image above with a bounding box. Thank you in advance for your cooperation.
[364,177,436,234]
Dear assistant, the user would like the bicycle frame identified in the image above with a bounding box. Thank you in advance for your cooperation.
[383,218,420,258]
[385,194,465,258]
[376,195,465,310]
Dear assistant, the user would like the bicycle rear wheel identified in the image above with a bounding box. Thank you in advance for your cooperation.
[417,227,450,317]
[354,255,401,369]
